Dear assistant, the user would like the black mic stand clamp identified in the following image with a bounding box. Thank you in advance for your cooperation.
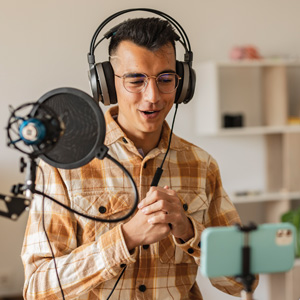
[0,156,37,221]
[234,222,257,300]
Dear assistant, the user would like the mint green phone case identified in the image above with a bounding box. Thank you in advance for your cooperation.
[200,223,296,278]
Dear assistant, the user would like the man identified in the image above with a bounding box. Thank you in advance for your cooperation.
[22,17,250,299]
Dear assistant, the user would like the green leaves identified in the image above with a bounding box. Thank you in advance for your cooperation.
[282,208,300,257]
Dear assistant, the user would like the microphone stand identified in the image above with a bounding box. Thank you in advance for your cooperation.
[235,223,257,300]
[0,156,36,221]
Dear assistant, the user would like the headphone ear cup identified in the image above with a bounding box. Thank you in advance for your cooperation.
[175,60,196,104]
[88,65,101,103]
[175,61,184,104]
[94,61,117,106]
[102,61,117,105]
[187,67,196,103]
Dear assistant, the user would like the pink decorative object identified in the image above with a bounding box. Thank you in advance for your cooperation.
[230,45,262,60]
[230,46,245,60]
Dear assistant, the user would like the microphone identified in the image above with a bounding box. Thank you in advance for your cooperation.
[4,87,108,219]
[18,110,61,147]
[7,87,107,169]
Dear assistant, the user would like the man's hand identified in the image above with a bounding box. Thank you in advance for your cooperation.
[138,186,194,242]
[122,207,171,251]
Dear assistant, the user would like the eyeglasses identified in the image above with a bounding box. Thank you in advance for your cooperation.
[115,72,181,94]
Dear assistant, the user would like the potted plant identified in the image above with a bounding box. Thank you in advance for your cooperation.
[281,207,300,257]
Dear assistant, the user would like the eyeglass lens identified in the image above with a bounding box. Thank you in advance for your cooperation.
[123,73,179,93]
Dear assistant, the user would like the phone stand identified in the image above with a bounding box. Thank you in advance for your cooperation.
[234,223,257,300]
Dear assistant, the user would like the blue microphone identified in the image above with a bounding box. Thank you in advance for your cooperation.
[18,118,46,145]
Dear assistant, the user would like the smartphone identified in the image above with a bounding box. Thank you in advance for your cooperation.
[200,223,296,278]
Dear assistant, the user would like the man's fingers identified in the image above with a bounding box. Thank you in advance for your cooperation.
[141,200,169,215]
[147,211,170,224]
[138,188,170,209]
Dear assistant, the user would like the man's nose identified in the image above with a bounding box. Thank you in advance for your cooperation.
[143,77,161,103]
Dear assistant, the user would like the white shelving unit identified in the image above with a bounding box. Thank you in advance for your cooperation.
[213,125,300,136]
[195,59,300,300]
[196,60,300,135]
[231,191,300,204]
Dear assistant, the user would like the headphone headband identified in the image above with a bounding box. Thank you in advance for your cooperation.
[88,8,196,105]
[88,8,192,64]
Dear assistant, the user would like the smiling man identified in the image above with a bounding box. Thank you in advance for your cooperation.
[22,17,249,300]
[111,40,176,155]
[110,35,195,252]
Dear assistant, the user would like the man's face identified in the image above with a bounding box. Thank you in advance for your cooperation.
[111,40,176,140]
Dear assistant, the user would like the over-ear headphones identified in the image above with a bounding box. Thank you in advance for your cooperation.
[87,8,196,106]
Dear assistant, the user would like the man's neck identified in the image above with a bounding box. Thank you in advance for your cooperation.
[113,112,164,156]
[124,130,161,156]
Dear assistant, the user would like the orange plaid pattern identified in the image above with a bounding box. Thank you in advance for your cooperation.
[22,106,244,299]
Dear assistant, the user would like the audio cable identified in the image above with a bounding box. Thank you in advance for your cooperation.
[151,102,179,187]
[36,153,139,300]
[39,166,66,300]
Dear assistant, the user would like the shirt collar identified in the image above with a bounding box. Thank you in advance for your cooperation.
[104,106,184,153]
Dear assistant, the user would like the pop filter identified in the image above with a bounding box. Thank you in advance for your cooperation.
[32,87,106,169]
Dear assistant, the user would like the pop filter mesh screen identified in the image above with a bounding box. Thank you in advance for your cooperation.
[41,92,100,165]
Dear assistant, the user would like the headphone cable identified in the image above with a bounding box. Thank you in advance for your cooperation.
[151,102,179,187]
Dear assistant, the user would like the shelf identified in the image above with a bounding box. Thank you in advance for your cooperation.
[202,125,300,137]
[231,191,300,204]
[215,59,300,68]
[196,59,300,300]
[196,61,300,136]
[294,258,300,267]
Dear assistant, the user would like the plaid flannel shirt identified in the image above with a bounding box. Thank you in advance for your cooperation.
[22,106,244,300]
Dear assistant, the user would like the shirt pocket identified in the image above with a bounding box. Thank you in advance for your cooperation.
[159,189,208,264]
[71,189,135,243]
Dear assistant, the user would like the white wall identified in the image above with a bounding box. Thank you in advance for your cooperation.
[1,0,300,298]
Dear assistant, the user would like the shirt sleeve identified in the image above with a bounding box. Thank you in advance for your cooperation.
[173,155,252,296]
[173,156,241,254]
[21,160,136,300]
[204,157,260,295]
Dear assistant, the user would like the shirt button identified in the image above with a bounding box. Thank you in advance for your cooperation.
[139,284,147,292]
[188,248,194,254]
[142,244,149,250]
[122,137,128,144]
[99,206,106,214]
[183,203,188,211]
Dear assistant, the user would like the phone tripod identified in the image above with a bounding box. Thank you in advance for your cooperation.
[235,223,258,300]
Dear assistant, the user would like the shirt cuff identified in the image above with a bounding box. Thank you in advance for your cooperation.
[172,216,203,256]
[98,224,137,276]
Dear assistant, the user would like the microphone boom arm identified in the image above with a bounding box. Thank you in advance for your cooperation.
[0,193,30,221]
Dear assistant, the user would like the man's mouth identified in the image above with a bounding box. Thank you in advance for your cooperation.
[139,110,161,118]
[142,111,157,115]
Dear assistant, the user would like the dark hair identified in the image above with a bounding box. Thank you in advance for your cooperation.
[109,18,179,56]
